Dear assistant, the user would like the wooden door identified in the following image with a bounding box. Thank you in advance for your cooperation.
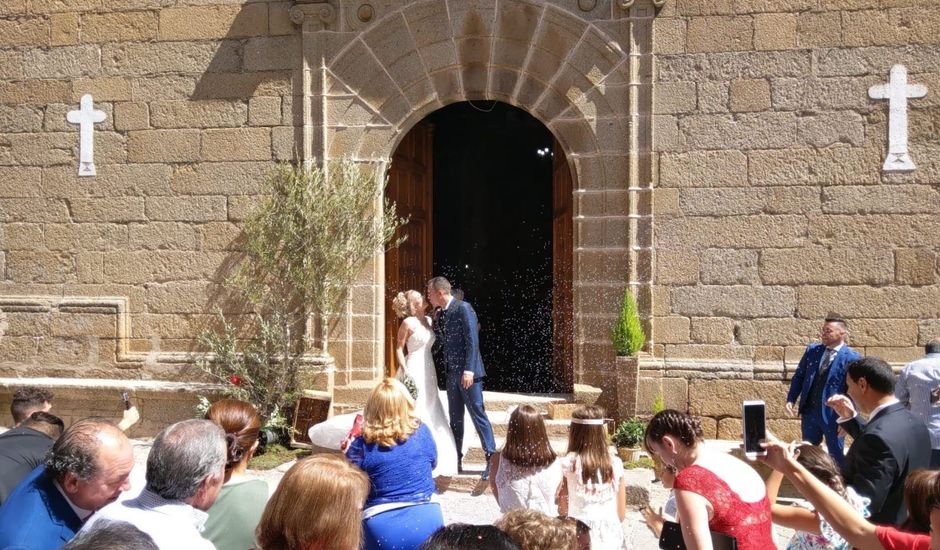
[384,122,434,377]
[551,139,574,392]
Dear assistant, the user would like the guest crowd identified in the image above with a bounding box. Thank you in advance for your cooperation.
[0,319,939,550]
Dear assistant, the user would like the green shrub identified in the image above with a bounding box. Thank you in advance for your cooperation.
[612,417,646,448]
[653,392,665,414]
[611,288,645,356]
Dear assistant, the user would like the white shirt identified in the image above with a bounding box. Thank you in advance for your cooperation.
[837,397,901,424]
[52,480,92,521]
[83,489,215,550]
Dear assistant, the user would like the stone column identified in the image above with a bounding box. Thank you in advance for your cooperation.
[289,1,336,165]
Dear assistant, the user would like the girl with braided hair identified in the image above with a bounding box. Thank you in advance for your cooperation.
[203,399,269,550]
[644,409,774,550]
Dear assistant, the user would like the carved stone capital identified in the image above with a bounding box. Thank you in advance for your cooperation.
[620,0,667,8]
[289,2,336,27]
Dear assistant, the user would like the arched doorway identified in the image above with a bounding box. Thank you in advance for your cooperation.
[384,102,573,393]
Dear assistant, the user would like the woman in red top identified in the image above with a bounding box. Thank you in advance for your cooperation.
[759,439,937,550]
[645,410,775,550]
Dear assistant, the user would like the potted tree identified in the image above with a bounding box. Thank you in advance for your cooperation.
[197,159,407,445]
[612,417,647,462]
[610,287,646,421]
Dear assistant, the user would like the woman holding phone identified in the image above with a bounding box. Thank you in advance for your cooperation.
[644,409,774,550]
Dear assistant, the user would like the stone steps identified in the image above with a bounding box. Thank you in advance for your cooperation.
[331,381,570,413]
[487,410,573,439]
[462,435,570,463]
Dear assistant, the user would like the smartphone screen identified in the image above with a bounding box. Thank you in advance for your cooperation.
[743,400,766,457]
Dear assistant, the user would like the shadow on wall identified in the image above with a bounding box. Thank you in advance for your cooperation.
[188,3,305,163]
[184,6,306,352]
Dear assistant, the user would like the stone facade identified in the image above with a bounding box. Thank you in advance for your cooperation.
[644,0,940,433]
[0,0,938,432]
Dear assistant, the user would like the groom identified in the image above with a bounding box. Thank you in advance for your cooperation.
[427,276,496,480]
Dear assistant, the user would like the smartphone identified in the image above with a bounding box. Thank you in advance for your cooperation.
[121,391,131,411]
[742,400,766,458]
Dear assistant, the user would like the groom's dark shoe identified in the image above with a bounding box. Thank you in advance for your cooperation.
[457,455,464,474]
[481,452,494,481]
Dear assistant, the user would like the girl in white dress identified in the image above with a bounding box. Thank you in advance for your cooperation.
[559,405,626,550]
[392,290,459,477]
[489,404,563,515]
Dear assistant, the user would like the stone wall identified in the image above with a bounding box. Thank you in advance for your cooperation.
[0,1,307,382]
[647,0,940,425]
[1,0,938,431]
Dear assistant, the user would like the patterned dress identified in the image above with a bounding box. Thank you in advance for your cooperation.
[786,487,870,550]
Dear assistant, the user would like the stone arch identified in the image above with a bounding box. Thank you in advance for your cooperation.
[323,1,632,167]
[302,0,653,399]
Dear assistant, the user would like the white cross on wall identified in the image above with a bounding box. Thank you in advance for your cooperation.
[869,64,928,172]
[66,94,107,177]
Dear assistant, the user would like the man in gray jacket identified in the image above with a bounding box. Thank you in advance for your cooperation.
[896,336,940,467]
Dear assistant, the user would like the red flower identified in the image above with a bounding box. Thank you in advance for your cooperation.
[229,375,242,386]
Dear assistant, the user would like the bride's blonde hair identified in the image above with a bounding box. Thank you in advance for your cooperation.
[391,290,420,319]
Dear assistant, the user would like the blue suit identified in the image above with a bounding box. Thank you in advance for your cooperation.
[0,466,82,550]
[431,299,496,458]
[787,343,861,465]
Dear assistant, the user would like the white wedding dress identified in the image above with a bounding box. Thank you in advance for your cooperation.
[399,316,459,477]
[306,316,459,477]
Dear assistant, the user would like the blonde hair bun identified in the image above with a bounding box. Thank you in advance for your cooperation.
[391,292,409,319]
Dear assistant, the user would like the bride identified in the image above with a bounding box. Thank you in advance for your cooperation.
[306,290,459,477]
[391,290,459,477]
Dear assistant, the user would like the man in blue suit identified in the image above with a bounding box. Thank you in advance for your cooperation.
[786,316,861,466]
[0,418,134,550]
[427,276,497,480]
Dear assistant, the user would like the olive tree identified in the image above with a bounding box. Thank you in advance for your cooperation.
[198,159,407,427]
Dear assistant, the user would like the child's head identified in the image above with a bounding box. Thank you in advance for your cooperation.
[559,516,590,550]
[793,444,845,497]
[658,460,677,489]
[903,469,938,534]
[495,510,574,550]
[503,404,556,469]
[567,405,613,485]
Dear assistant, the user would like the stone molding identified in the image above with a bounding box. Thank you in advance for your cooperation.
[289,2,336,28]
[0,295,335,370]
[620,0,668,8]
[639,356,909,381]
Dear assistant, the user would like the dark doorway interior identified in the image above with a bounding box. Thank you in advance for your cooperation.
[429,102,556,393]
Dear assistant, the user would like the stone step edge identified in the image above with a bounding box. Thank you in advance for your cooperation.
[328,404,577,426]
[0,377,224,391]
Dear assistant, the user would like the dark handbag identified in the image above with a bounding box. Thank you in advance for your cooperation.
[658,520,737,550]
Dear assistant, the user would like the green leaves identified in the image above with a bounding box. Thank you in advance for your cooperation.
[612,417,646,449]
[611,287,645,356]
[197,311,298,430]
[196,158,408,428]
[240,159,407,353]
